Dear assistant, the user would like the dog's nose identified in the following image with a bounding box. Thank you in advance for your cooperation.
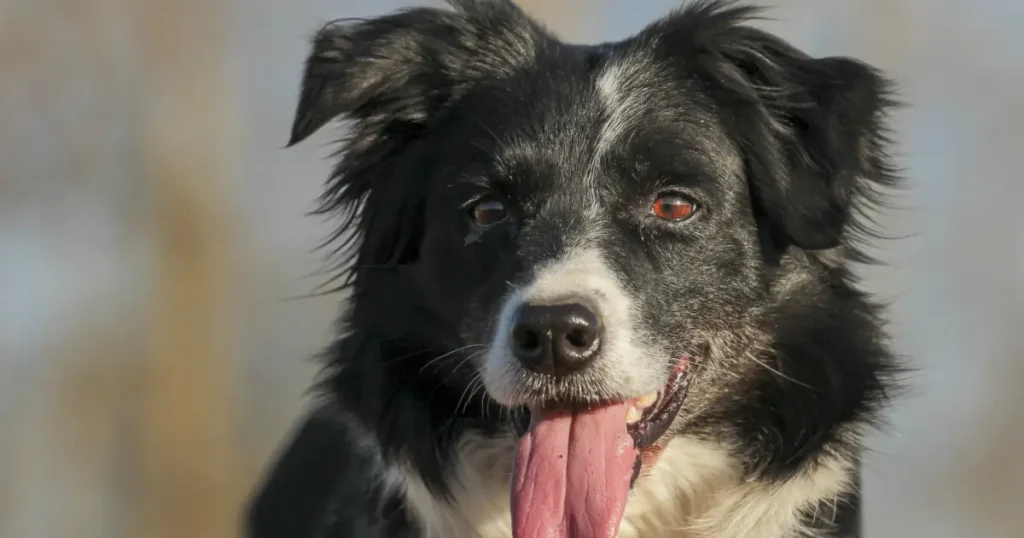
[510,302,602,376]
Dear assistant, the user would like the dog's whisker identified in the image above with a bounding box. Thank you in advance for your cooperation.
[423,352,484,398]
[457,375,485,415]
[466,382,487,416]
[454,377,479,416]
[417,344,486,374]
[744,352,818,390]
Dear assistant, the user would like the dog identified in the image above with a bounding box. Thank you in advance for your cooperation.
[247,1,901,537]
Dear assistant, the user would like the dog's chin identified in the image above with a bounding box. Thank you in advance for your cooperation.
[506,356,694,481]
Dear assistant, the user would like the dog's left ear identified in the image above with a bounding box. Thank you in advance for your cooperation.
[652,4,898,251]
[737,50,896,251]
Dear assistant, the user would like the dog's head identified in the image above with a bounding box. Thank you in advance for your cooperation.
[292,0,896,512]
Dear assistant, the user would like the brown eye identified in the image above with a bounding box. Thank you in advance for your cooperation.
[470,199,508,227]
[652,194,696,221]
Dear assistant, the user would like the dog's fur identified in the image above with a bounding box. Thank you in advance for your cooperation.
[247,1,900,537]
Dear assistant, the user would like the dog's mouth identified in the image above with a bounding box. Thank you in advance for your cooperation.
[509,357,692,538]
[512,359,693,463]
[625,360,693,455]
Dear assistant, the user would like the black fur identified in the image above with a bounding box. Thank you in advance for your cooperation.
[249,1,900,537]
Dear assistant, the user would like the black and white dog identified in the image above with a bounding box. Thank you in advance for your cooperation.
[248,1,900,537]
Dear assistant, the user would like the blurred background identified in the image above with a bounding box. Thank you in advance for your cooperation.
[1,0,1021,537]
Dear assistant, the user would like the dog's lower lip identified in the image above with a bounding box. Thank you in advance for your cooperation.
[627,364,692,450]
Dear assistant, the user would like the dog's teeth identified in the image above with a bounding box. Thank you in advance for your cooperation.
[636,392,658,409]
[626,406,642,425]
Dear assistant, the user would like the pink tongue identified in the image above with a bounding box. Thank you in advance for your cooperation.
[511,402,638,538]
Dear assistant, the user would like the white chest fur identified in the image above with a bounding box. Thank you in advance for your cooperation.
[390,433,852,538]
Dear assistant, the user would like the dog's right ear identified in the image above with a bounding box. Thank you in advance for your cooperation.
[286,2,542,279]
[287,9,454,147]
[287,1,540,147]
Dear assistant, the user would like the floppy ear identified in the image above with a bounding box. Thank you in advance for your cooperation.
[288,8,463,148]
[286,1,540,277]
[720,38,897,251]
[288,0,539,147]
[654,3,898,251]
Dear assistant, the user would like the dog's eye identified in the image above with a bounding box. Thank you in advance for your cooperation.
[470,199,508,227]
[652,194,697,222]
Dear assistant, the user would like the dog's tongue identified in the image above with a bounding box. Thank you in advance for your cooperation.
[511,402,637,538]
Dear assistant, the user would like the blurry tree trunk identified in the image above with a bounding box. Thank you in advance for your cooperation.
[131,1,243,537]
[0,2,145,537]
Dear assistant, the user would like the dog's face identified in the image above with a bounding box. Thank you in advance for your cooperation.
[291,0,894,490]
[413,47,766,399]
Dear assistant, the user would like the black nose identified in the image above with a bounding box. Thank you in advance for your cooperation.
[510,302,602,376]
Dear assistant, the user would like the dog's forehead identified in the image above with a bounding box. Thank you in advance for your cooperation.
[466,47,737,191]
